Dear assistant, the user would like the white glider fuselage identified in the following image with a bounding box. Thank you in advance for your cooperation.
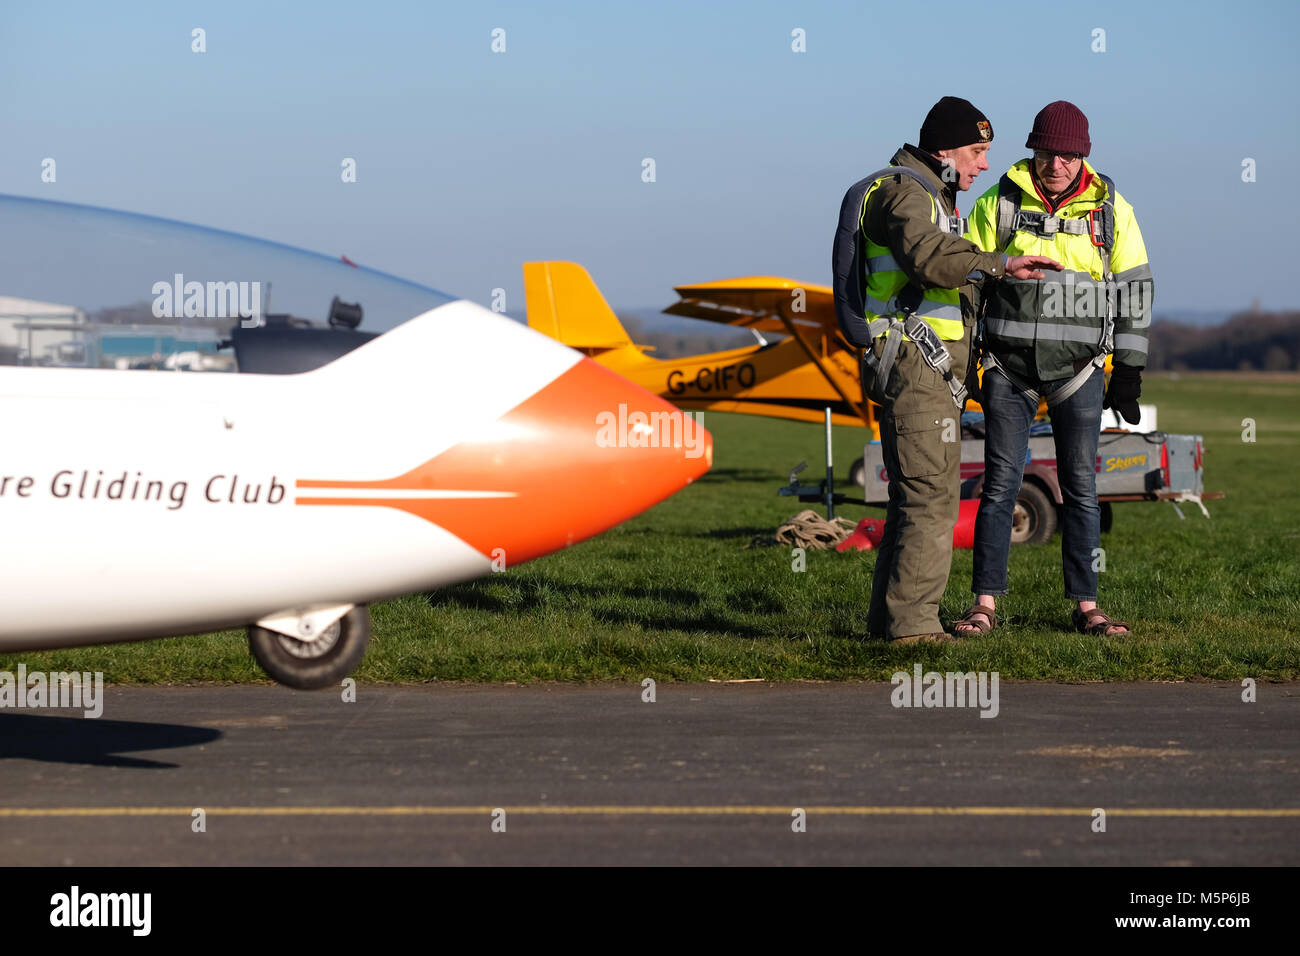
[0,300,712,651]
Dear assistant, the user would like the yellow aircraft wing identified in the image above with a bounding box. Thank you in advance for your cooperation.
[664,276,837,339]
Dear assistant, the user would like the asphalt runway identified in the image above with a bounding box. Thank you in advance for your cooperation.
[1,682,1296,865]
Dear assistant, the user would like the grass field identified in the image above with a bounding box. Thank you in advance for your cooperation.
[5,373,1298,683]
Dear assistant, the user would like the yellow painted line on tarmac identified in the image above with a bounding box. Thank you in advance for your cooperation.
[0,806,1298,818]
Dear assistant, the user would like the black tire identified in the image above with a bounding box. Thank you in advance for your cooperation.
[1010,482,1058,546]
[849,456,866,489]
[1100,501,1114,534]
[248,605,371,690]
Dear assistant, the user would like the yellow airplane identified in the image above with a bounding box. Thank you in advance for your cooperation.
[524,260,879,436]
[524,261,1104,442]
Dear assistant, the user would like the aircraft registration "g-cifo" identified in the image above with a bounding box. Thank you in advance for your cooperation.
[0,194,711,688]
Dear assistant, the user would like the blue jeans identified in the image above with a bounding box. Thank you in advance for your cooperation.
[972,364,1105,601]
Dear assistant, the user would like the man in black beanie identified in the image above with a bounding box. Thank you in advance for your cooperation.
[852,97,1061,644]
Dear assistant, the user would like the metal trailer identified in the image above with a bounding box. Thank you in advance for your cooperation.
[853,428,1220,545]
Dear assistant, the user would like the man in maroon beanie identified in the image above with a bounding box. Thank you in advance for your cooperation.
[954,100,1154,638]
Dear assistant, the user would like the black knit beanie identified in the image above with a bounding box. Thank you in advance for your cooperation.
[919,96,994,152]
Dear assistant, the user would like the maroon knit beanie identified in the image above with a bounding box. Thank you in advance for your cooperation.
[1025,101,1091,156]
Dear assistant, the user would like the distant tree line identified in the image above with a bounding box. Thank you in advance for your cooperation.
[1147,310,1300,371]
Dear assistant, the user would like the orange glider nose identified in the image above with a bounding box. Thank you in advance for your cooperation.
[299,357,712,564]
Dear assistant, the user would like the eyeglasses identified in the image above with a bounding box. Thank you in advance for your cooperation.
[1034,149,1084,165]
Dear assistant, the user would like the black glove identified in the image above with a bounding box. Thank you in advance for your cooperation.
[1103,364,1142,425]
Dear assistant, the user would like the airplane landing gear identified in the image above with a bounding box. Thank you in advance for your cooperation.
[248,604,371,689]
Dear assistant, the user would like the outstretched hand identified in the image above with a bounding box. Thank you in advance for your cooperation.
[1006,255,1063,280]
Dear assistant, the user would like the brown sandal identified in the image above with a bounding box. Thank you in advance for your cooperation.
[1072,607,1130,636]
[952,604,997,635]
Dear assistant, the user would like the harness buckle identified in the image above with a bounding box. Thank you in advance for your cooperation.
[901,314,950,370]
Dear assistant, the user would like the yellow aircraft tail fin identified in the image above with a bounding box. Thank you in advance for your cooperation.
[523,261,633,350]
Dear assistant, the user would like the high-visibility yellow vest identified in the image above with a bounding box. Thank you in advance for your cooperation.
[966,159,1153,381]
[858,171,966,342]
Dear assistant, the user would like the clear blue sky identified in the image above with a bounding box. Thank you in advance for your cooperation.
[3,0,1296,316]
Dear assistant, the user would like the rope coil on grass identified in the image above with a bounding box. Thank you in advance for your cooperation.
[749,509,856,549]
